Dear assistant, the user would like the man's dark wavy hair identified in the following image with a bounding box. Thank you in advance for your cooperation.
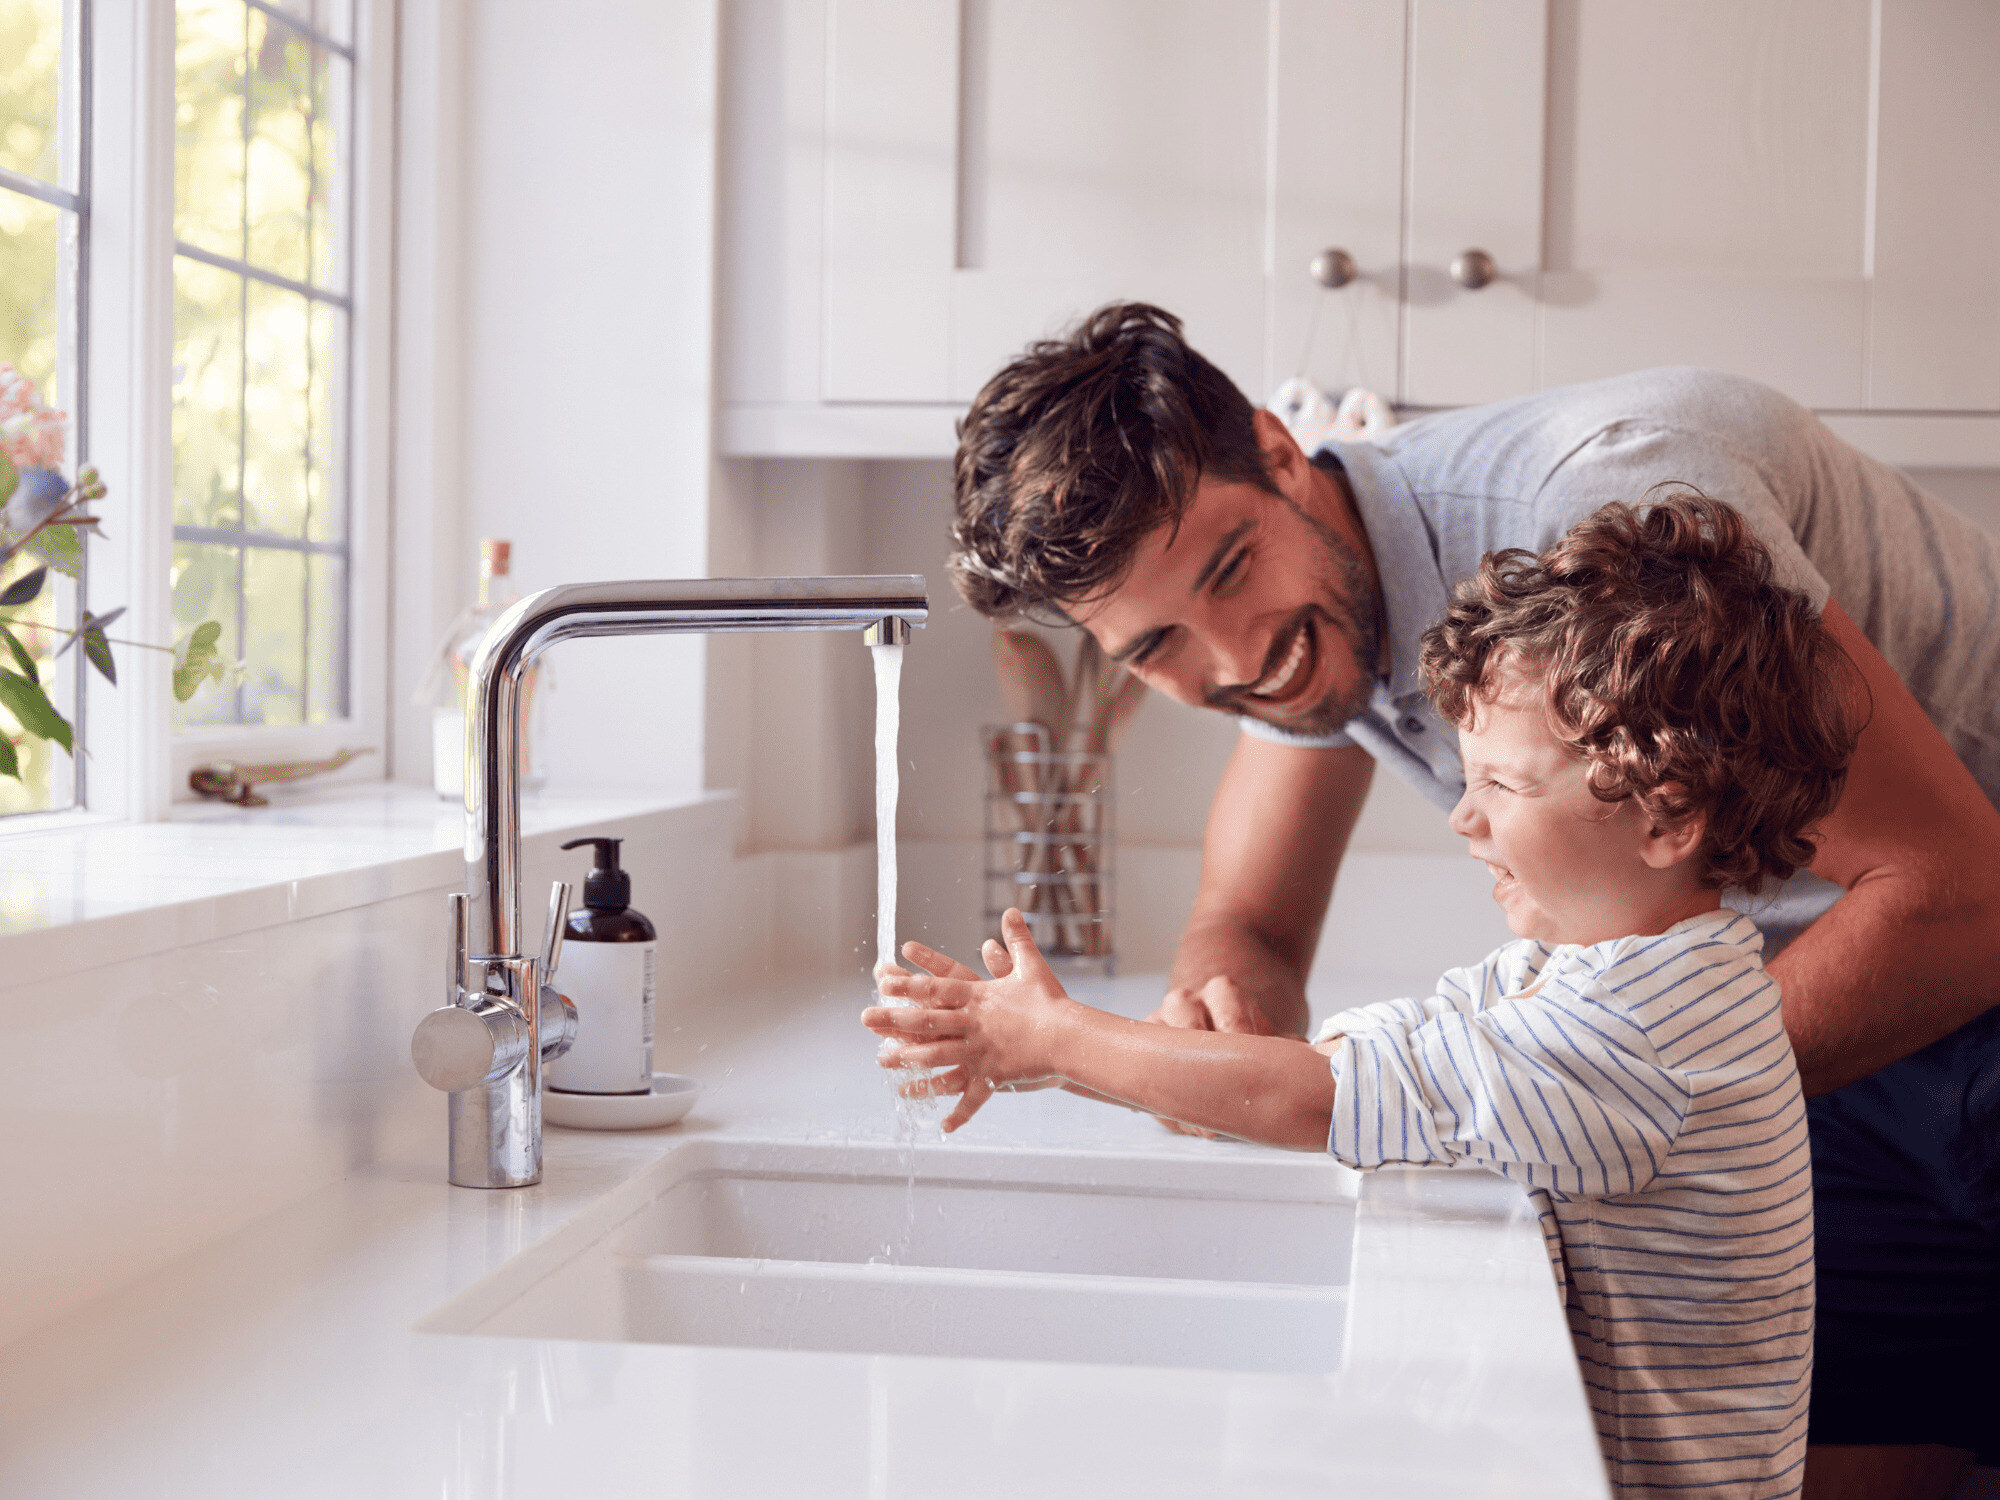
[1419,491,1865,893]
[948,302,1276,620]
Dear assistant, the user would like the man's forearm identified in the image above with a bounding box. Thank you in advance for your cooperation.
[1168,910,1313,1037]
[1051,1003,1333,1148]
[1773,867,2000,1096]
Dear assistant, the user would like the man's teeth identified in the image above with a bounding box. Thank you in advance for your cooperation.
[1253,630,1308,698]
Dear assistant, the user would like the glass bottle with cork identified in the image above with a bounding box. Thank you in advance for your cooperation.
[422,538,551,799]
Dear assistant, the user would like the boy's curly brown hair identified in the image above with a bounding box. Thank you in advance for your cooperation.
[1418,491,1864,893]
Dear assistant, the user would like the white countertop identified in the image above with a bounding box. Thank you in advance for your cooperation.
[0,969,1609,1499]
[0,785,728,988]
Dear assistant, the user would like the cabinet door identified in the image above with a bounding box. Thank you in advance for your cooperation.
[1870,0,2000,411]
[943,1,1408,409]
[821,0,960,402]
[1534,0,1874,409]
[1271,2,1409,408]
[945,1,1273,404]
[1402,0,1549,408]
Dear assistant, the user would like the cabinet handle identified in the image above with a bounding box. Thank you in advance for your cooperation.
[1309,248,1357,289]
[1450,249,1497,290]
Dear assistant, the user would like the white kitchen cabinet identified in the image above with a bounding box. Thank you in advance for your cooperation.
[717,0,2000,458]
[1410,0,2000,414]
[1531,1,1867,411]
[813,0,1407,411]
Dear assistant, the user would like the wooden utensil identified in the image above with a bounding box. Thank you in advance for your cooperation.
[991,631,1072,944]
[1063,666,1147,954]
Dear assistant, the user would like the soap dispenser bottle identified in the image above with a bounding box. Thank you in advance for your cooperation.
[545,837,658,1095]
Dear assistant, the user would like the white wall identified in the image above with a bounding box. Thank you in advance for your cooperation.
[417,0,720,798]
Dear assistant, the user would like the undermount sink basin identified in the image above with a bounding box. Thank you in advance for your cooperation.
[421,1138,1358,1375]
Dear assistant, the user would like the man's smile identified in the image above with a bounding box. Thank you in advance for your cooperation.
[1246,618,1316,704]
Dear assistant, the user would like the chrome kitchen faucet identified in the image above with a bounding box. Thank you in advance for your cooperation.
[409,576,927,1188]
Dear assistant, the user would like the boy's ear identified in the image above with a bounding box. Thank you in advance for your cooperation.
[1639,792,1706,872]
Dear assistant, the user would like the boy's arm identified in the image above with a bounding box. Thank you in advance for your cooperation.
[1314,951,1514,1043]
[1044,1009,1335,1149]
[1329,971,1692,1196]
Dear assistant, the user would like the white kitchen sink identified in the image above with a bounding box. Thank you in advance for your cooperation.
[420,1138,1357,1374]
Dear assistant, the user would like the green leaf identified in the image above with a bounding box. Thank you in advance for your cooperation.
[0,668,73,751]
[83,628,114,686]
[0,734,17,781]
[0,564,47,608]
[24,522,82,580]
[173,619,225,703]
[55,606,123,659]
[0,451,15,506]
[0,623,38,683]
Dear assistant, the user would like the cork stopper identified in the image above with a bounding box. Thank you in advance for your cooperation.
[479,538,512,576]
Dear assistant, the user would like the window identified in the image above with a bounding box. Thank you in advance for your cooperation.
[0,0,388,825]
[170,0,354,730]
[0,0,88,816]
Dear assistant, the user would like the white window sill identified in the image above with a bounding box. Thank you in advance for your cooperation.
[0,783,731,990]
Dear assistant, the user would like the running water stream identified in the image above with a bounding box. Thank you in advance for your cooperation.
[870,640,931,1273]
[871,641,902,985]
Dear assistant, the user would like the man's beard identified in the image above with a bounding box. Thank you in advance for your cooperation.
[1206,498,1383,740]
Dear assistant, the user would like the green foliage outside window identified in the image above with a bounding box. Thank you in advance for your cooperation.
[172,0,352,732]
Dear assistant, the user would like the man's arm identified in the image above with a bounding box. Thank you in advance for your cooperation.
[1773,602,2000,1096]
[1159,737,1375,1038]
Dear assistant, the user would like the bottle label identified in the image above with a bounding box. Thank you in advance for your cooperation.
[547,940,658,1094]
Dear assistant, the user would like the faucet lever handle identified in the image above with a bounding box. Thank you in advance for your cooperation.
[542,880,572,982]
[447,892,470,1002]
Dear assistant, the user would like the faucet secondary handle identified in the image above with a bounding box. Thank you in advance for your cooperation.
[542,880,572,983]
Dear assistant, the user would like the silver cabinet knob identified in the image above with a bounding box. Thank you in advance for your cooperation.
[1450,249,1497,290]
[1309,247,1357,289]
[412,997,531,1093]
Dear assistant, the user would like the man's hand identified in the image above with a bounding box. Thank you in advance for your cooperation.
[1146,974,1279,1036]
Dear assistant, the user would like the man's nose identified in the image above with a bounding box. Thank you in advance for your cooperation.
[1206,630,1267,693]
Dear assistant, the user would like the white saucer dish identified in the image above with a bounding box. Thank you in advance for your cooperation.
[545,1074,701,1131]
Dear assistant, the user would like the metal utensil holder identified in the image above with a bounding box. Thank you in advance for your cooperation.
[982,723,1115,974]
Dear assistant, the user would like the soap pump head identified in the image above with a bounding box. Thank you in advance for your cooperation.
[561,836,631,911]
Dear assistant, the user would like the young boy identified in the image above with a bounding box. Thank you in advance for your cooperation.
[864,493,1858,1500]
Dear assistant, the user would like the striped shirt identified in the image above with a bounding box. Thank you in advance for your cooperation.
[1318,909,1811,1499]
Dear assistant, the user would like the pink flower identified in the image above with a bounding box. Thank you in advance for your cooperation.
[0,364,70,471]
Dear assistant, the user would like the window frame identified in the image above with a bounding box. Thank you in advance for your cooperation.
[62,0,393,825]
[0,0,93,821]
[164,0,393,802]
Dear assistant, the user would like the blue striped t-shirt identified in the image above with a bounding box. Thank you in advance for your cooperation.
[1317,909,1811,1499]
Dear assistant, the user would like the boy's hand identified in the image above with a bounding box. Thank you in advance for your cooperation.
[861,908,1077,1132]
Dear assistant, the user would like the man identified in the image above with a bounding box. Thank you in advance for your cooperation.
[948,303,2000,1500]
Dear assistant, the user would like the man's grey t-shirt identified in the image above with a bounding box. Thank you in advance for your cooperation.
[1243,366,2000,948]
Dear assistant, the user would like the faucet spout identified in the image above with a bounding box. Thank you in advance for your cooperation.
[418,575,926,1188]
